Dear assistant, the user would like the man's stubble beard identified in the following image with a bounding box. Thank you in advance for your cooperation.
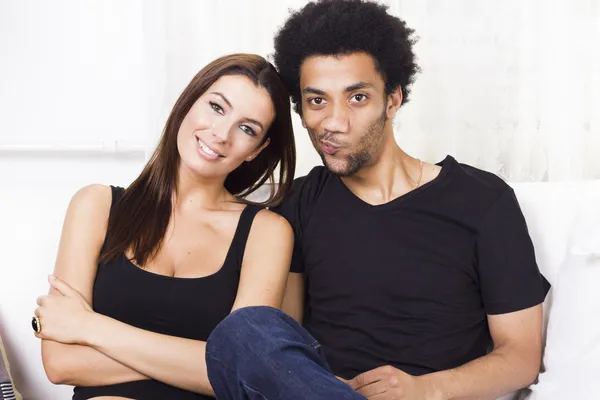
[308,107,388,177]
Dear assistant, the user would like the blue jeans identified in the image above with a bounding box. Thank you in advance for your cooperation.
[205,306,366,400]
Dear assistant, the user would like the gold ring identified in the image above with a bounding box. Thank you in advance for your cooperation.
[32,316,41,334]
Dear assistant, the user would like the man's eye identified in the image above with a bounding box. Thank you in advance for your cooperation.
[352,94,367,102]
[309,97,324,105]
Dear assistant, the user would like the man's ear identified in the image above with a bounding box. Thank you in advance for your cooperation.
[246,138,271,162]
[386,86,403,119]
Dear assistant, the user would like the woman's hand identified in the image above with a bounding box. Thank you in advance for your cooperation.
[35,275,95,345]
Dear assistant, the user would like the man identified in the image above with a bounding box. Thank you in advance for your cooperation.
[205,1,550,399]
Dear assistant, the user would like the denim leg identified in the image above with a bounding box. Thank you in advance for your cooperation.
[206,306,365,400]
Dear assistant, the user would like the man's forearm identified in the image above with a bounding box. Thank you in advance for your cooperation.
[420,346,540,400]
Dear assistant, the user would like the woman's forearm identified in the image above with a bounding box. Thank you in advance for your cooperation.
[42,340,149,386]
[85,313,213,395]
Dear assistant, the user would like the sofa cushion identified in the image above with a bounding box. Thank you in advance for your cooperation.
[0,335,21,400]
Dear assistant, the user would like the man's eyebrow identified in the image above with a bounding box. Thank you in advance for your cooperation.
[301,82,374,96]
[345,82,373,92]
[302,87,327,96]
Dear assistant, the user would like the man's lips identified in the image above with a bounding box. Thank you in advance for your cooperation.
[320,141,340,155]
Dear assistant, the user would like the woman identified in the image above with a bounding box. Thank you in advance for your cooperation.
[33,53,296,399]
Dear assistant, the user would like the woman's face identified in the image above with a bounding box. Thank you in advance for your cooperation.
[177,74,274,181]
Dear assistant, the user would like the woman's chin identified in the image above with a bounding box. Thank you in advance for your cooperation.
[180,161,226,181]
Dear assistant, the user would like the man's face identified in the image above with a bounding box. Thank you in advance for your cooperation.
[299,52,391,177]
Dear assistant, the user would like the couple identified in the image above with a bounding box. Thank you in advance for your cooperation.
[34,1,550,399]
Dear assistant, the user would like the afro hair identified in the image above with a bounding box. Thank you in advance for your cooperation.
[273,0,420,114]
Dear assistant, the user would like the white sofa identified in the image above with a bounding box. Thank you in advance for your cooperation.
[508,181,600,400]
[1,181,599,399]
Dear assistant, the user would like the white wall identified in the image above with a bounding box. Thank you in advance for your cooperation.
[0,1,148,398]
[388,0,600,181]
[147,0,600,181]
[1,1,599,399]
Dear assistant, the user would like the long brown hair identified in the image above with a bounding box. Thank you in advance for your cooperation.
[99,54,296,266]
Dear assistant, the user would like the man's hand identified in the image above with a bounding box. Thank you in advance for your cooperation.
[349,366,441,400]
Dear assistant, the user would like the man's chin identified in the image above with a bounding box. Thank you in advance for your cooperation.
[322,157,354,177]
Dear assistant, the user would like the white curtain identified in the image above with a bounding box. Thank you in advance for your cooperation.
[141,0,322,175]
[385,0,600,182]
[3,0,598,182]
[145,0,600,181]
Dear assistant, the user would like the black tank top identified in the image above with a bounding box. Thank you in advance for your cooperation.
[73,186,263,400]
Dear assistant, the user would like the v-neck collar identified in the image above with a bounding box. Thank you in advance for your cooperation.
[333,155,455,210]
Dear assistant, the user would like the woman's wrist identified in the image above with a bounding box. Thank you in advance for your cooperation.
[80,311,104,347]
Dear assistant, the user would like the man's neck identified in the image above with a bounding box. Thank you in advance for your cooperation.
[340,135,420,206]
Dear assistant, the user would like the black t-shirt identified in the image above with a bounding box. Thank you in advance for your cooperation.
[274,155,550,379]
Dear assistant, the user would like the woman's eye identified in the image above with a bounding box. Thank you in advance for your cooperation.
[240,125,256,137]
[209,101,224,115]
